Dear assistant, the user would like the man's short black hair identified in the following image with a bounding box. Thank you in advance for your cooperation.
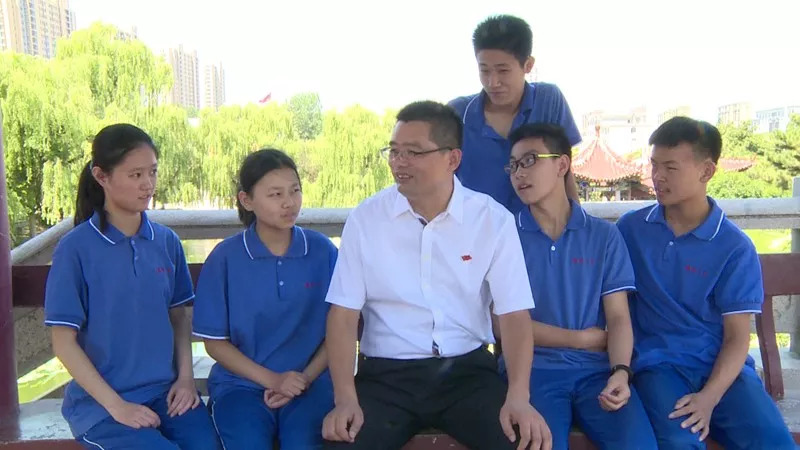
[509,123,572,158]
[472,15,533,66]
[649,116,722,164]
[396,101,463,149]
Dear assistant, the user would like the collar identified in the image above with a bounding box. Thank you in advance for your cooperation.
[644,197,725,241]
[463,82,536,132]
[89,211,154,244]
[242,223,308,259]
[517,199,587,232]
[391,176,464,225]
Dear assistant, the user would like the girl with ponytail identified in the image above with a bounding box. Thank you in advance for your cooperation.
[44,123,221,449]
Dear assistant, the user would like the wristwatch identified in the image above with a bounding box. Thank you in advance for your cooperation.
[610,364,634,383]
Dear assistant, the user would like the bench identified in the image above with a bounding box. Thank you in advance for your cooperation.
[5,254,800,447]
[754,253,800,400]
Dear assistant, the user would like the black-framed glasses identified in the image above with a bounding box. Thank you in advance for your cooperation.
[380,146,453,161]
[503,152,561,174]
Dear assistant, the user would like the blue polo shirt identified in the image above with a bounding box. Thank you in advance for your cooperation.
[192,224,337,400]
[616,198,763,373]
[448,82,582,213]
[516,201,635,370]
[44,212,194,437]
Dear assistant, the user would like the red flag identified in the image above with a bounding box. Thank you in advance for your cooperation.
[259,93,272,104]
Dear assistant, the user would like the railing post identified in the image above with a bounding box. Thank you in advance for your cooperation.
[790,177,800,357]
[0,111,20,432]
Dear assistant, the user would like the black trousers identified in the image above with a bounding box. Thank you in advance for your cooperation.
[323,346,517,450]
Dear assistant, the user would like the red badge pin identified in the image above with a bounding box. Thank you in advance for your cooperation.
[461,255,472,261]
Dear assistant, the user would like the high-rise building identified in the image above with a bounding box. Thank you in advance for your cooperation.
[116,25,137,41]
[0,0,75,58]
[165,45,200,110]
[203,63,225,110]
[754,106,800,133]
[658,105,692,125]
[718,102,752,126]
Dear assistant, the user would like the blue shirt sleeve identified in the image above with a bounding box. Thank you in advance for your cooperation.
[713,242,763,314]
[447,96,469,119]
[546,84,581,147]
[530,83,582,146]
[601,226,636,296]
[321,239,338,316]
[615,211,634,241]
[192,244,230,339]
[169,231,194,307]
[44,239,87,330]
[328,241,339,281]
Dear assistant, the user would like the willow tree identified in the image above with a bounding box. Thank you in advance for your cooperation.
[0,53,94,230]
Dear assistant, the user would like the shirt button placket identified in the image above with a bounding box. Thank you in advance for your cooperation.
[277,258,285,299]
[664,240,675,261]
[130,239,138,276]
[421,224,440,356]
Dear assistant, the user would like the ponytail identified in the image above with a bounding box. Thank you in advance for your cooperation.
[74,161,107,228]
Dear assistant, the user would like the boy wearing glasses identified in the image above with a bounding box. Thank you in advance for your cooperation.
[506,123,656,449]
[449,15,582,213]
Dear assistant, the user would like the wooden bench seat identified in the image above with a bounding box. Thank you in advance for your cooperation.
[6,253,800,448]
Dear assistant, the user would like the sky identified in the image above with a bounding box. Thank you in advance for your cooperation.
[68,0,800,124]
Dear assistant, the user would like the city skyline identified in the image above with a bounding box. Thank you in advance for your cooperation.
[13,0,800,127]
[203,62,225,110]
[164,44,201,110]
[0,0,75,58]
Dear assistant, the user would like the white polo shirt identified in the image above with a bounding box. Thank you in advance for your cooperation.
[326,177,535,359]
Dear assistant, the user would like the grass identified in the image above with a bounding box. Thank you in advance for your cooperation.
[17,343,210,403]
[16,357,72,403]
[745,229,792,253]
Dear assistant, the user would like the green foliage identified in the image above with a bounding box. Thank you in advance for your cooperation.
[55,23,172,114]
[707,169,784,199]
[0,52,94,226]
[3,21,798,249]
[288,92,323,140]
[713,121,800,197]
[195,103,295,207]
[765,115,800,191]
[301,106,394,207]
[137,105,201,207]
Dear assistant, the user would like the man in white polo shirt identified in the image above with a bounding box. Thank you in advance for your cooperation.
[321,101,551,450]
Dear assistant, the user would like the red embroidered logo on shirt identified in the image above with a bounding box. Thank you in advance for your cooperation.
[684,264,709,277]
[461,255,472,261]
[155,267,173,274]
[571,257,596,265]
[305,281,321,289]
